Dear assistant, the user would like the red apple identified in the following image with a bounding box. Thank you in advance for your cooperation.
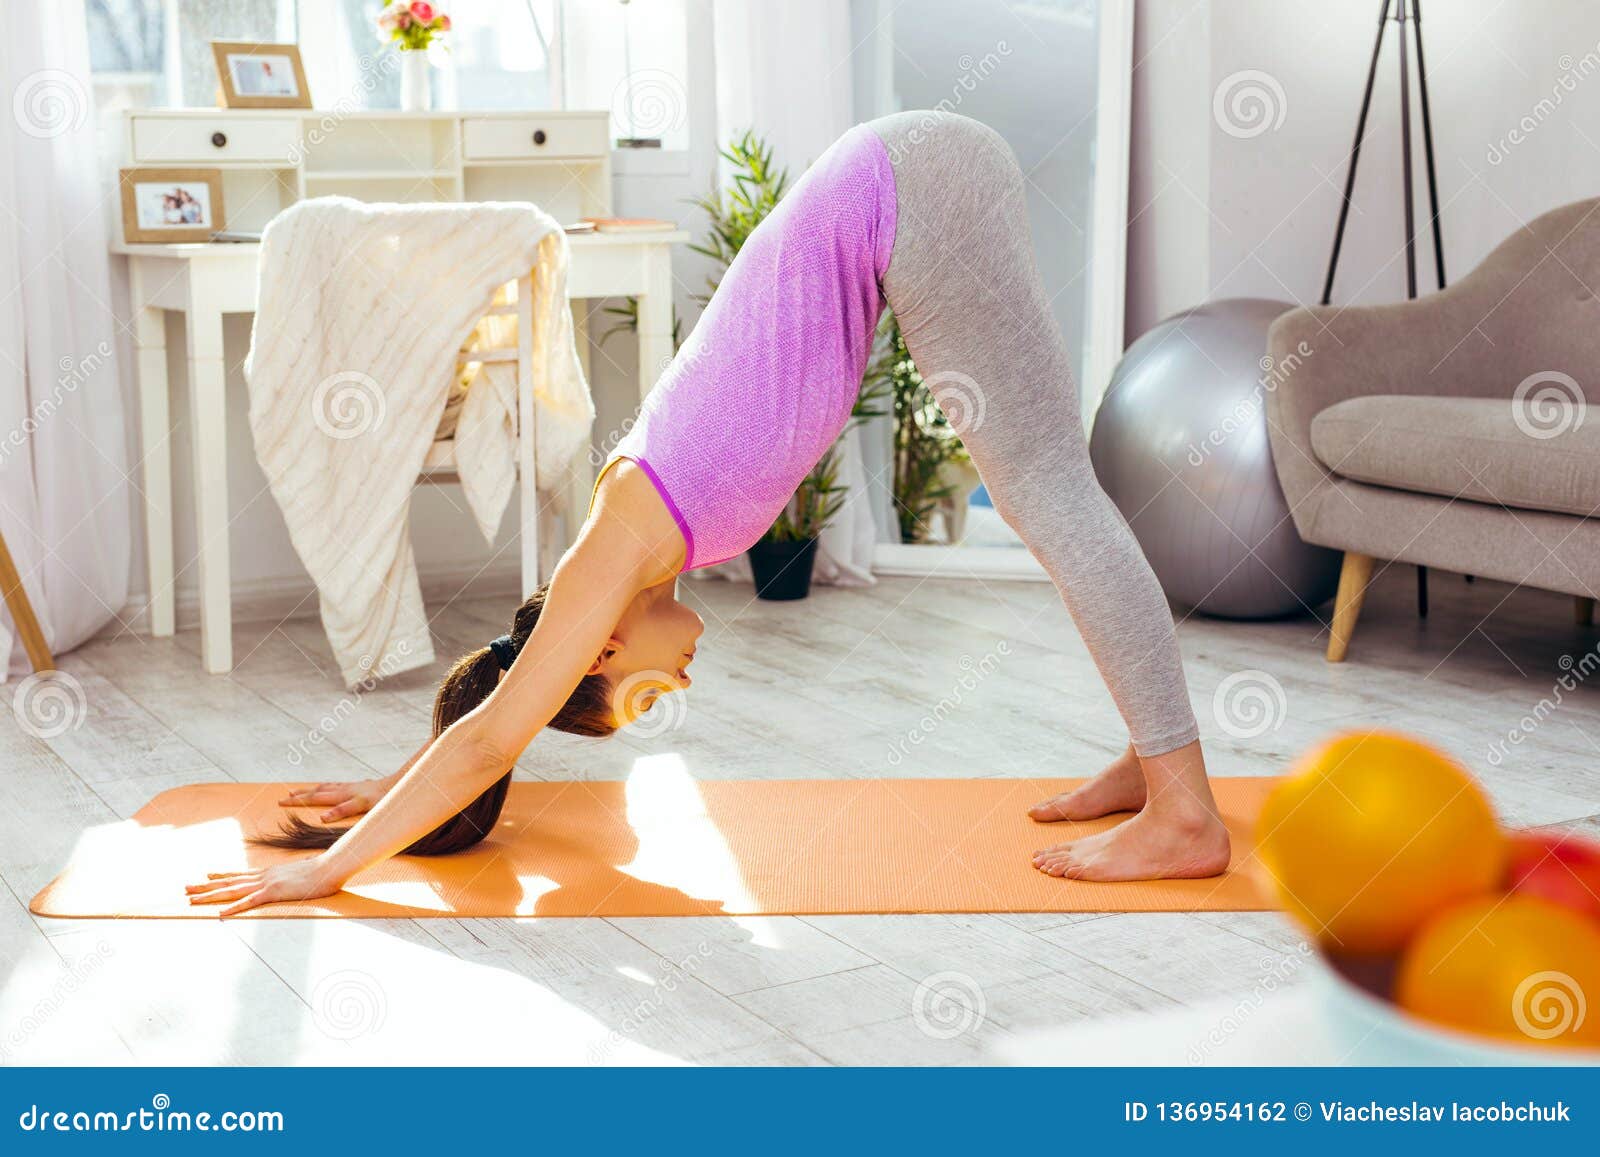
[1505,829,1600,923]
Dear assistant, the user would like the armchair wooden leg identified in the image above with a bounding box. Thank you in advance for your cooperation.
[0,529,53,672]
[1577,596,1596,627]
[1327,551,1375,663]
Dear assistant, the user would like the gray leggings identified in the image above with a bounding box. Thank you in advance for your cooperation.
[870,112,1199,757]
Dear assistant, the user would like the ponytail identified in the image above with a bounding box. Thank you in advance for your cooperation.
[256,585,616,856]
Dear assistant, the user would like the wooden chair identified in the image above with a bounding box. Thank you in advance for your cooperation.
[0,528,53,672]
[417,272,543,598]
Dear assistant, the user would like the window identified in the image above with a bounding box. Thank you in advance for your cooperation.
[87,0,690,153]
[86,0,167,104]
[278,1,561,117]
[89,0,289,109]
[563,0,690,151]
[441,0,558,111]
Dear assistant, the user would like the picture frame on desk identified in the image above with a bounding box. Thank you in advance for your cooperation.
[119,168,226,244]
[210,40,312,109]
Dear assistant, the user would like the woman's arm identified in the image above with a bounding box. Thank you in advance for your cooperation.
[189,463,682,915]
[317,531,647,875]
[277,744,425,821]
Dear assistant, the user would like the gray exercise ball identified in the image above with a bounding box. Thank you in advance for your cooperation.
[1089,298,1341,619]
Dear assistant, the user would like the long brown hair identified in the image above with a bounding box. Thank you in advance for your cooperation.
[257,585,616,856]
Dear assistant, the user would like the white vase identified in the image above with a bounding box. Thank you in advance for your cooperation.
[399,50,430,111]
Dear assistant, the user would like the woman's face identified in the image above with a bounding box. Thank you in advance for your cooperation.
[595,580,704,723]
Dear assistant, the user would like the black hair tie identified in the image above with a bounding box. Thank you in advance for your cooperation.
[488,634,518,671]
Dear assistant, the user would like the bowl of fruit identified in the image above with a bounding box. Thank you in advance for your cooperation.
[1255,731,1600,1063]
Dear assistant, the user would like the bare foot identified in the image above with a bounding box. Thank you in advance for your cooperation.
[1031,799,1231,882]
[1027,745,1146,822]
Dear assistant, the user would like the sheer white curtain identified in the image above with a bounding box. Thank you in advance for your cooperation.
[0,0,131,677]
[707,0,878,586]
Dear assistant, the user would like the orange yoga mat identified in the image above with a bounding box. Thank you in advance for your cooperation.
[30,777,1278,919]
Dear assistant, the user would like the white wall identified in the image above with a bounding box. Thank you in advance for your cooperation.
[1128,0,1600,339]
[1125,0,1211,335]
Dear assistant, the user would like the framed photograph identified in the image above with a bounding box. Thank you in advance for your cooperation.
[119,169,226,244]
[210,40,311,109]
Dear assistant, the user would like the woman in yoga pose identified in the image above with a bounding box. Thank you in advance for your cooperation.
[189,112,1228,916]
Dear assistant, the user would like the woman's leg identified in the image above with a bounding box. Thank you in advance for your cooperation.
[869,111,1228,880]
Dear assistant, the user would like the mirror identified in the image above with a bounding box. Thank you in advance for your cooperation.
[850,0,1133,577]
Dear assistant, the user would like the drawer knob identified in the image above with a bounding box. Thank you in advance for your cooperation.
[532,129,547,146]
[210,131,228,148]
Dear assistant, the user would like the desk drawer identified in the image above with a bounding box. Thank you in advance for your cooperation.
[131,116,300,164]
[462,117,608,161]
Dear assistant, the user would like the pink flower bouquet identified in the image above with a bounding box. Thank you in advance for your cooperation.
[377,2,451,51]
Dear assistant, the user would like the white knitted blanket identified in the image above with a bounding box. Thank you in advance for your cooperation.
[244,197,592,687]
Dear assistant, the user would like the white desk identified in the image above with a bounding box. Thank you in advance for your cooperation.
[118,230,685,673]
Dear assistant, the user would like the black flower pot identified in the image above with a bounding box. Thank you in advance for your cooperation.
[747,537,819,601]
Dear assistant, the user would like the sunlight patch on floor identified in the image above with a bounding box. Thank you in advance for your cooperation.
[233,919,689,1065]
[32,815,252,918]
[621,753,780,946]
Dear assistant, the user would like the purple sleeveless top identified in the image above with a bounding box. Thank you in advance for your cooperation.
[604,125,897,569]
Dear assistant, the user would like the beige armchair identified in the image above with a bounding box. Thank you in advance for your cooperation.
[1265,198,1600,661]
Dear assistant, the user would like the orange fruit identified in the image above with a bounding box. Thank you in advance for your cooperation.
[1396,894,1600,1049]
[1256,731,1504,954]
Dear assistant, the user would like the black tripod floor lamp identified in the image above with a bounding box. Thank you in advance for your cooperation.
[1321,0,1447,618]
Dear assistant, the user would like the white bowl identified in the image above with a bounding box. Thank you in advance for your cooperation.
[1312,950,1600,1066]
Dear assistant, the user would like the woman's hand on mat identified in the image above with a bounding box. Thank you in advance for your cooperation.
[278,777,394,822]
[185,857,344,917]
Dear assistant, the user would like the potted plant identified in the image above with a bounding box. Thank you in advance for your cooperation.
[377,2,451,111]
[747,447,849,600]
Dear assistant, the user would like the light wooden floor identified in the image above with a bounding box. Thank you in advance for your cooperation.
[4,568,1598,1065]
